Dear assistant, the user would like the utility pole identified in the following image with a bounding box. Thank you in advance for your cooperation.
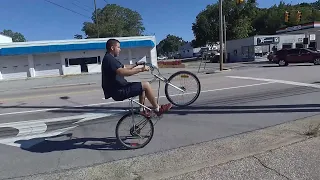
[94,0,100,38]
[219,0,223,71]
[223,15,227,63]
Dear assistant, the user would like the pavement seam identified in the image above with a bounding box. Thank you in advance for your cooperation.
[252,155,291,180]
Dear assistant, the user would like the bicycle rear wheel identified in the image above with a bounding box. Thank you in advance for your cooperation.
[115,111,154,149]
[164,70,201,107]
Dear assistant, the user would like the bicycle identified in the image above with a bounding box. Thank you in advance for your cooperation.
[115,61,201,149]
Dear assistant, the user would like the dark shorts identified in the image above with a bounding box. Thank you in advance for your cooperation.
[111,82,144,101]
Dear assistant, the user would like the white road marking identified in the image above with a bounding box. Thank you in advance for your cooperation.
[0,112,117,148]
[227,76,320,89]
[0,82,274,116]
[170,82,273,96]
[0,126,76,148]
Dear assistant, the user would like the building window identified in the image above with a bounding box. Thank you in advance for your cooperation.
[309,42,317,48]
[296,43,303,48]
[65,56,100,66]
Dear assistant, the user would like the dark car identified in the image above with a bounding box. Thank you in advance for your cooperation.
[272,48,320,66]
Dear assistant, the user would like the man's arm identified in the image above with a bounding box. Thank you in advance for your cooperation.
[116,66,144,76]
[123,64,137,69]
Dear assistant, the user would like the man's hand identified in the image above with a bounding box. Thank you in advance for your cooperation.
[141,65,150,72]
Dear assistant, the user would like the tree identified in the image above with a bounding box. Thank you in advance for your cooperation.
[82,4,145,38]
[156,34,186,56]
[192,0,256,45]
[0,29,26,42]
[192,0,320,44]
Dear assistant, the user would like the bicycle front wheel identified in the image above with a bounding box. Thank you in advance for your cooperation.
[115,111,154,149]
[164,71,201,107]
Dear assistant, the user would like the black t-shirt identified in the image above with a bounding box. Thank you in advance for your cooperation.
[101,53,129,96]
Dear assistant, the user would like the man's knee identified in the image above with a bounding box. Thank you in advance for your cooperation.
[141,81,151,90]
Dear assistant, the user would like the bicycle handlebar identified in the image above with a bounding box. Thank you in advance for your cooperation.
[136,61,161,76]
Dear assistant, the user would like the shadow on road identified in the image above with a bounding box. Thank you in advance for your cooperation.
[15,133,129,152]
[167,104,320,115]
[2,103,320,115]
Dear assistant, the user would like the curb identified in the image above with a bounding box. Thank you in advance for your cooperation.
[205,68,232,74]
[31,82,97,90]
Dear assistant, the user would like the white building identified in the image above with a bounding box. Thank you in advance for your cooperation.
[0,36,157,80]
[226,34,306,62]
[178,42,219,58]
[0,34,13,43]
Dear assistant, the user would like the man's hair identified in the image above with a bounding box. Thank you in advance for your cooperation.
[106,38,120,51]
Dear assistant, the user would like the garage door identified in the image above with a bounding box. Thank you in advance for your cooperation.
[34,54,61,77]
[0,56,29,80]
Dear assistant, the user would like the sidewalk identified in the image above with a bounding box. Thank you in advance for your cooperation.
[16,114,320,180]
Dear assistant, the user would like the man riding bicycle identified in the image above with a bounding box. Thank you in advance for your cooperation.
[101,38,172,116]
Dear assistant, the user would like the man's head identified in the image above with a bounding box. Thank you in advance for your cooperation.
[106,39,121,57]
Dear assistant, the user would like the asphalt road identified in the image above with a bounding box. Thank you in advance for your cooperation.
[1,63,320,179]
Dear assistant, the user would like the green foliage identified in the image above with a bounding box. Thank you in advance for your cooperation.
[0,29,26,42]
[192,0,320,44]
[82,4,145,38]
[156,34,186,56]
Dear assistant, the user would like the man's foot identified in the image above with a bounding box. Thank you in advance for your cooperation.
[139,109,151,118]
[155,103,173,116]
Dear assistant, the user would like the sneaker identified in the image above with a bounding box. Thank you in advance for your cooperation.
[155,103,173,116]
[139,109,151,118]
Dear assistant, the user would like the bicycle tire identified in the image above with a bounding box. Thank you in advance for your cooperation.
[164,70,201,107]
[115,111,154,149]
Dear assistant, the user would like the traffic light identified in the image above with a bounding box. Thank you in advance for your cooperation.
[297,11,302,22]
[236,0,244,5]
[285,11,290,22]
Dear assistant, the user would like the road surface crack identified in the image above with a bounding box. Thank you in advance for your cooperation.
[253,155,291,180]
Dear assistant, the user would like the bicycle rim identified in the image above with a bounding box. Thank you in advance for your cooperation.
[165,71,201,107]
[115,111,154,149]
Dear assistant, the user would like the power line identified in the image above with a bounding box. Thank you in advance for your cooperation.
[73,0,93,10]
[44,0,91,19]
[72,2,91,13]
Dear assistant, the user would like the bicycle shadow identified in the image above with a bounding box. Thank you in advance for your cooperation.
[15,133,131,153]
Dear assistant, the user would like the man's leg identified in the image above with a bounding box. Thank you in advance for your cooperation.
[115,82,172,116]
[139,91,146,112]
[141,81,172,116]
[141,82,159,110]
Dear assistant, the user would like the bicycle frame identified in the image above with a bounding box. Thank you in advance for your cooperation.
[127,62,186,112]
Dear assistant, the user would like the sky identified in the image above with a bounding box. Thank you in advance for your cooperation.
[0,0,316,44]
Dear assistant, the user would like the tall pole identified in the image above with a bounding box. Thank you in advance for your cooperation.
[94,0,100,38]
[223,15,227,63]
[219,0,223,71]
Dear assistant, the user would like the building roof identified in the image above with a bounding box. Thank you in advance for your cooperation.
[0,36,155,56]
[276,22,320,34]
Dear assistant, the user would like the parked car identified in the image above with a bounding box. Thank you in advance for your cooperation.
[272,48,320,66]
[157,56,167,60]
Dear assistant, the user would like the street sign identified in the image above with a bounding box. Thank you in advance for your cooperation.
[310,34,316,41]
[257,37,280,45]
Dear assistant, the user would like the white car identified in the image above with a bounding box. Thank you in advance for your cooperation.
[157,56,167,60]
